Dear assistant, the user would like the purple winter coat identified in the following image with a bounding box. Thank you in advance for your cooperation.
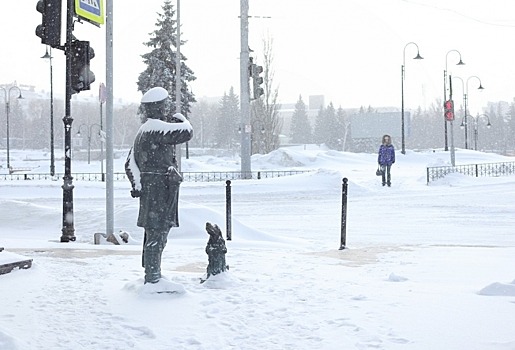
[378,144,395,166]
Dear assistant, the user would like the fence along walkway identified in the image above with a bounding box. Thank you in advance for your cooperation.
[426,161,515,184]
[0,170,310,182]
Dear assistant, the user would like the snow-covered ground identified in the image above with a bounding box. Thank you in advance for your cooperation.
[1,145,514,350]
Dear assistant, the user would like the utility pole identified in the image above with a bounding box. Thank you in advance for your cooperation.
[175,0,182,171]
[106,0,115,237]
[240,0,251,178]
[176,0,181,114]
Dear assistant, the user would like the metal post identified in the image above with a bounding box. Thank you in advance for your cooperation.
[474,122,478,151]
[99,83,106,181]
[401,64,405,155]
[339,177,348,250]
[87,127,91,164]
[61,0,75,242]
[240,0,251,178]
[449,75,456,166]
[226,180,232,241]
[464,76,484,150]
[105,0,115,236]
[2,86,22,172]
[175,0,182,171]
[464,93,469,149]
[49,47,55,176]
[175,0,181,114]
[401,42,423,155]
[0,89,5,169]
[443,69,448,151]
[444,50,465,151]
[6,100,10,170]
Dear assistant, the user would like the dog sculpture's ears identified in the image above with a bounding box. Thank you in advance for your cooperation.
[206,222,221,237]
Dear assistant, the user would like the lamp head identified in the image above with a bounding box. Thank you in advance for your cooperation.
[414,52,423,60]
[457,59,465,66]
[41,48,52,60]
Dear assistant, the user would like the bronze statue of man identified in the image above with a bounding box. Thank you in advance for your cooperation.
[125,87,193,284]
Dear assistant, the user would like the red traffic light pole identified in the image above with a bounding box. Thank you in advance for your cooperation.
[446,76,456,167]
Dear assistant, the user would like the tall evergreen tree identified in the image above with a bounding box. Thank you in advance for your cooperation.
[324,103,341,149]
[508,101,515,151]
[189,99,219,148]
[289,95,312,144]
[137,0,196,120]
[313,106,326,145]
[313,103,340,149]
[215,87,240,149]
[336,106,350,151]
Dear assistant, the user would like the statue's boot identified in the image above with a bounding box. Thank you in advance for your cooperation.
[143,228,168,284]
[143,244,162,284]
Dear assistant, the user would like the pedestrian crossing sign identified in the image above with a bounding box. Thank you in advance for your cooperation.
[75,0,104,26]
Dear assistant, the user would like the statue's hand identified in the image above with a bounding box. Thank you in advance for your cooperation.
[130,189,141,198]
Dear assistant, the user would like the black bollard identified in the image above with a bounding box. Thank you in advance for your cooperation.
[226,180,232,241]
[339,177,348,250]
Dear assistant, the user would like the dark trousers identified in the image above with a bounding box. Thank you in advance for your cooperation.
[142,227,170,283]
[381,164,392,185]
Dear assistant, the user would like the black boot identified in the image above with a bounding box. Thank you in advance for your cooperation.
[142,228,168,284]
[143,245,161,283]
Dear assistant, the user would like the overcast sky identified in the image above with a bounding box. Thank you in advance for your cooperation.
[2,0,515,112]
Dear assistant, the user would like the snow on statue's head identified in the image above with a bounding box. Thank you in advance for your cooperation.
[141,87,168,119]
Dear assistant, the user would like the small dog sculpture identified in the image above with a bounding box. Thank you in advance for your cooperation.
[201,222,229,283]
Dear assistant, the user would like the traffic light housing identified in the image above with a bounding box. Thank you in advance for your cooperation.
[70,40,95,93]
[35,0,62,48]
[444,100,454,121]
[251,63,264,100]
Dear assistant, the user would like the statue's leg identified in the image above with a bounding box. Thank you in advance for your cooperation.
[141,231,147,268]
[143,227,169,284]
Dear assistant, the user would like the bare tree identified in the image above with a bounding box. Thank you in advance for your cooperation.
[251,35,282,154]
[115,103,140,149]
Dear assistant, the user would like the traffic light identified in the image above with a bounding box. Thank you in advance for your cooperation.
[70,40,95,93]
[251,63,264,100]
[444,100,454,121]
[35,0,62,48]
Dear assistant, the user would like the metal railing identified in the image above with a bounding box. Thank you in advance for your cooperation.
[0,170,310,182]
[427,161,515,184]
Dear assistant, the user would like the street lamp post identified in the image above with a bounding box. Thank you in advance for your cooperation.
[41,46,55,176]
[401,42,423,155]
[461,114,491,151]
[454,76,484,149]
[464,76,484,149]
[77,123,102,164]
[0,86,23,171]
[444,50,465,151]
[99,83,106,181]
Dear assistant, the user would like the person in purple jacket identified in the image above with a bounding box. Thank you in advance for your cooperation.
[377,134,395,187]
